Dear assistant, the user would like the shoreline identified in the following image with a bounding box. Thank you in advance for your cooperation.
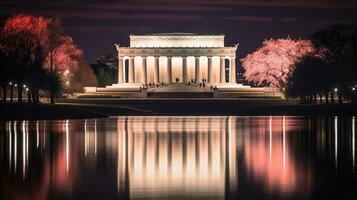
[1,99,357,120]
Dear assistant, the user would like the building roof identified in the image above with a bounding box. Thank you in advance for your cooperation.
[130,33,224,37]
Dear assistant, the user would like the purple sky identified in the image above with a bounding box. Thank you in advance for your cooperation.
[1,0,356,63]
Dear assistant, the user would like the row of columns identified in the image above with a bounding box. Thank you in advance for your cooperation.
[118,56,236,84]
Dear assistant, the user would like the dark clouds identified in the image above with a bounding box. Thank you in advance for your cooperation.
[0,0,356,62]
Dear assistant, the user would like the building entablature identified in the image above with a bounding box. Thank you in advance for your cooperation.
[117,46,238,58]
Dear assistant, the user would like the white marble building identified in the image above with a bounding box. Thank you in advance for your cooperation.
[113,33,238,87]
[82,33,283,99]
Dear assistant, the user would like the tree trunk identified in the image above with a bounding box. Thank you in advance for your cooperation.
[18,86,23,103]
[319,94,323,104]
[31,89,38,103]
[313,93,317,104]
[309,94,313,104]
[27,89,32,103]
[338,94,343,104]
[2,85,7,102]
[10,85,13,102]
[50,87,55,104]
[324,92,329,104]
[50,50,55,104]
[330,91,335,103]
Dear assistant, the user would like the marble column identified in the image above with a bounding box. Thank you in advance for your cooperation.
[230,57,236,83]
[195,56,200,83]
[167,56,172,83]
[118,57,123,83]
[182,57,188,83]
[129,56,135,83]
[220,57,225,83]
[207,56,213,83]
[154,57,160,83]
[142,57,147,83]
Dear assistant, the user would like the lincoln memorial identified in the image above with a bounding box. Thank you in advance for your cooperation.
[83,33,283,99]
[113,33,237,86]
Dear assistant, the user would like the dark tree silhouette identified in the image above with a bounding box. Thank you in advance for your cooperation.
[311,24,357,102]
[0,32,13,102]
[287,54,334,103]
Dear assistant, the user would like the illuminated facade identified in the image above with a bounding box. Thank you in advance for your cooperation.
[114,33,238,85]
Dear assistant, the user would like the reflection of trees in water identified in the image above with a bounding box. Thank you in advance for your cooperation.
[242,117,312,195]
[0,120,79,200]
[0,116,356,199]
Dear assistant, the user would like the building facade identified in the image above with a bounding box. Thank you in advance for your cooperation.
[115,33,238,85]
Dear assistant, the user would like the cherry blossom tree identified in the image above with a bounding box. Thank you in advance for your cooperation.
[1,14,90,103]
[44,36,82,75]
[241,38,315,88]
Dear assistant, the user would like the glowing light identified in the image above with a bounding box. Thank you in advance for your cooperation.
[9,82,12,85]
[23,84,26,88]
[94,119,97,155]
[335,116,338,168]
[334,88,338,92]
[14,121,17,173]
[66,120,69,173]
[352,87,355,91]
[353,116,355,172]
[36,121,39,148]
[14,84,17,87]
[22,121,26,179]
[8,122,12,171]
[84,119,88,156]
[283,116,286,175]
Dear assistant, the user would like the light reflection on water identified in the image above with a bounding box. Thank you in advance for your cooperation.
[0,116,356,199]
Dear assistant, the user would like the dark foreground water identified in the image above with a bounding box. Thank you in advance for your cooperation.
[0,116,356,200]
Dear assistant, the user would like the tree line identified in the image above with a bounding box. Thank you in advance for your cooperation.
[241,24,357,103]
[0,14,95,104]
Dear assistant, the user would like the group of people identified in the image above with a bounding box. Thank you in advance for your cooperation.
[142,82,161,89]
[142,78,218,90]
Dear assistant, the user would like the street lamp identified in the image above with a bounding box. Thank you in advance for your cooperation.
[334,88,338,92]
[9,82,13,102]
[352,87,355,91]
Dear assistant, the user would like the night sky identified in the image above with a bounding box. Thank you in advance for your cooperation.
[1,0,357,63]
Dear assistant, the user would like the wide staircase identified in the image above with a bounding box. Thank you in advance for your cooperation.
[147,83,212,98]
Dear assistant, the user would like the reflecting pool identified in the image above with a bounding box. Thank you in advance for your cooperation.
[1,116,356,199]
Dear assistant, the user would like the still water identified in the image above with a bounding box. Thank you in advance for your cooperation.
[0,116,356,200]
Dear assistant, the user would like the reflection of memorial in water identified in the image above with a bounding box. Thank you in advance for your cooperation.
[116,116,238,199]
[2,116,356,199]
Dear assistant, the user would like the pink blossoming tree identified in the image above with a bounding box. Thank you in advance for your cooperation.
[241,38,315,88]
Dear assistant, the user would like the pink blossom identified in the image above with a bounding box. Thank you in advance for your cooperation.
[241,38,315,88]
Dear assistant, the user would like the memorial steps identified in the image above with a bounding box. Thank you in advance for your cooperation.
[77,83,284,99]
